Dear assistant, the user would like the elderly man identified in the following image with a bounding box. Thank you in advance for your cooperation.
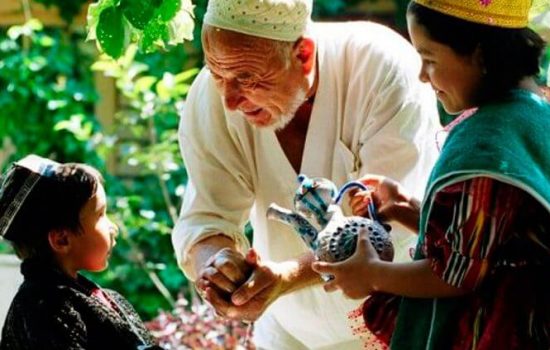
[172,0,439,348]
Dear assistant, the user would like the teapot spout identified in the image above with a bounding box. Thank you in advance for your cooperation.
[267,203,319,250]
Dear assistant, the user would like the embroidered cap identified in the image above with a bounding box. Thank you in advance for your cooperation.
[0,155,60,239]
[203,0,313,42]
[413,0,532,28]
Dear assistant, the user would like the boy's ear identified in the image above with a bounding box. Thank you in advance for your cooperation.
[293,37,315,75]
[48,229,71,254]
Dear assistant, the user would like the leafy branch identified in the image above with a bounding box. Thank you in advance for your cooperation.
[87,0,195,59]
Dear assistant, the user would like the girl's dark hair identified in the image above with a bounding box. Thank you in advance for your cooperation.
[0,163,103,259]
[408,2,546,102]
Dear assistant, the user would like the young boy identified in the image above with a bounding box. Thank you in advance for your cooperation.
[0,155,161,350]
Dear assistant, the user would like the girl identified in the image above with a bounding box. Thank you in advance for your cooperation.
[0,155,160,349]
[313,1,550,349]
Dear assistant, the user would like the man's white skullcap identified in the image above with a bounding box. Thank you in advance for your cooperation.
[203,0,313,42]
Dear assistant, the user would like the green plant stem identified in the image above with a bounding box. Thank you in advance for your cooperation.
[146,114,193,305]
[20,0,32,21]
[157,170,178,223]
[20,0,32,52]
[142,262,176,307]
[118,220,176,307]
[147,116,178,224]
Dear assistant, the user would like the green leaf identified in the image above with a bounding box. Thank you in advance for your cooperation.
[87,0,194,57]
[125,61,149,79]
[172,84,190,96]
[53,114,93,141]
[174,67,199,83]
[156,78,171,101]
[141,18,169,52]
[134,76,158,92]
[86,0,118,41]
[26,19,43,31]
[158,0,181,22]
[121,0,156,29]
[37,35,55,47]
[7,19,43,40]
[96,6,125,59]
[47,99,68,110]
[27,56,48,72]
[91,59,123,77]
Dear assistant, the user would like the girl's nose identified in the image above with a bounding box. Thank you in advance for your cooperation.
[110,223,119,238]
[418,65,430,84]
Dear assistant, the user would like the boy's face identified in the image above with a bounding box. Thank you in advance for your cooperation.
[67,183,118,273]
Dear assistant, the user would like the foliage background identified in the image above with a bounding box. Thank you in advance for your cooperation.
[0,0,549,323]
[0,0,385,320]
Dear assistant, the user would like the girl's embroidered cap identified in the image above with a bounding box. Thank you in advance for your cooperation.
[413,0,532,28]
[203,0,313,42]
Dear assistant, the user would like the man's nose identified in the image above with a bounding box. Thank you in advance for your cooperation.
[223,80,245,110]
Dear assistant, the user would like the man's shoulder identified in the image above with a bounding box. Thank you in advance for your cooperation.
[314,21,421,89]
[313,21,410,49]
[314,21,417,68]
[313,21,394,34]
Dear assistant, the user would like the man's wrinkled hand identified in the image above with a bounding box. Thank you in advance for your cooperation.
[196,247,252,301]
[202,249,288,322]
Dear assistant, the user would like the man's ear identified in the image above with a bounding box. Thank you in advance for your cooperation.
[48,229,71,254]
[294,37,315,75]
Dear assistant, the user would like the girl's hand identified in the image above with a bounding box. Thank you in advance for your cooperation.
[313,229,469,299]
[349,174,420,232]
[311,229,380,299]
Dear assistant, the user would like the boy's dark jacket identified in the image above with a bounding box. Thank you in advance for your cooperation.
[0,258,161,350]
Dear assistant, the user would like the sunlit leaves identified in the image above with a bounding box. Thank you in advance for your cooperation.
[7,19,43,40]
[88,44,195,319]
[134,76,157,92]
[97,6,125,59]
[121,0,157,29]
[158,0,179,21]
[92,47,198,115]
[54,114,94,141]
[0,19,99,161]
[141,17,169,51]
[87,0,195,59]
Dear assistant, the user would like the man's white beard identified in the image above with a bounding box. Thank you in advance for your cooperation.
[264,87,308,131]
